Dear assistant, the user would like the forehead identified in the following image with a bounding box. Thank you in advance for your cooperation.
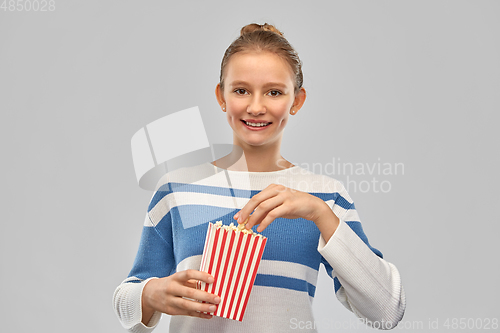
[224,51,295,86]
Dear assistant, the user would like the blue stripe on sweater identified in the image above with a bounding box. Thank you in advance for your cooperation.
[148,183,353,212]
[173,204,237,229]
[311,192,352,210]
[334,277,342,293]
[154,213,379,274]
[254,274,316,298]
[345,221,383,259]
[261,218,323,270]
[154,212,325,273]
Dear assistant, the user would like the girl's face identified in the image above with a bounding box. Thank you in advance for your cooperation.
[217,51,304,151]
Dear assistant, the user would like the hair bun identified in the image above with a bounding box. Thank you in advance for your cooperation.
[240,23,284,37]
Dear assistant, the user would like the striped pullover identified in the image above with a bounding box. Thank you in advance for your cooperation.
[113,162,405,332]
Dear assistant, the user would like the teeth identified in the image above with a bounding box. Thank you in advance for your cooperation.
[245,121,270,127]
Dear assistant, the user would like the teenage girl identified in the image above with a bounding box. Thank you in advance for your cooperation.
[114,23,405,333]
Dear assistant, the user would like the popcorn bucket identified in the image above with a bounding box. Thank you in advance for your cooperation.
[197,221,267,321]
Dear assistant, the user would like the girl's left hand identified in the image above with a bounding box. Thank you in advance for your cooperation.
[233,183,330,233]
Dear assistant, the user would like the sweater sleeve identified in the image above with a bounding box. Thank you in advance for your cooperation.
[113,179,176,332]
[318,186,406,329]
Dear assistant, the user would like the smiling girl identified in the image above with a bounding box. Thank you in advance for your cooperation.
[114,23,405,333]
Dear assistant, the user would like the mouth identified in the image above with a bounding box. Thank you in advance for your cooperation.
[241,120,272,128]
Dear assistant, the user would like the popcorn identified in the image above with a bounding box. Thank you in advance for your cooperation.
[214,220,262,235]
[197,220,267,321]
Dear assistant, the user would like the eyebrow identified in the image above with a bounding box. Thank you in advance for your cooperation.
[228,81,288,89]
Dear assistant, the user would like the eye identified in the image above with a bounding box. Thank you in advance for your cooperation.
[267,90,282,97]
[234,88,248,95]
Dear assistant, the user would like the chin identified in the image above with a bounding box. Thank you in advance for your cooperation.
[243,141,266,147]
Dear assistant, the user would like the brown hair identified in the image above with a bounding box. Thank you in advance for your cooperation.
[219,23,303,94]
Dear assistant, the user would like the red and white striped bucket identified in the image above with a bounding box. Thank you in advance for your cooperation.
[197,222,267,321]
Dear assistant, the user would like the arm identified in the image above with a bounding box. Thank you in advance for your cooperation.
[234,182,405,328]
[113,182,220,332]
[112,211,172,332]
[112,223,220,333]
[318,203,406,329]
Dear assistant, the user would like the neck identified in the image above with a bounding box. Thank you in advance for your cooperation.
[213,143,294,172]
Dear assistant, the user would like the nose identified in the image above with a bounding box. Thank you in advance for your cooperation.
[247,96,266,115]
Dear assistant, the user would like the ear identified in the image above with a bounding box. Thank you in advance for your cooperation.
[215,83,226,111]
[290,87,306,115]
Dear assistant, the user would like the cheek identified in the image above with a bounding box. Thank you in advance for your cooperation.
[226,98,246,111]
[274,97,294,112]
[275,112,289,128]
[226,112,236,125]
[279,117,288,128]
[225,109,240,127]
[276,103,292,121]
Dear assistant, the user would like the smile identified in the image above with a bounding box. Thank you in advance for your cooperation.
[242,120,272,127]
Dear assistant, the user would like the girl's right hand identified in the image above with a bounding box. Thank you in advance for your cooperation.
[141,269,220,324]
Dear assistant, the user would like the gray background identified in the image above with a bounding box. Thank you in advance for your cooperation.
[1,0,499,332]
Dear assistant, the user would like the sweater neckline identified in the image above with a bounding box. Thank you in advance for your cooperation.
[208,162,301,175]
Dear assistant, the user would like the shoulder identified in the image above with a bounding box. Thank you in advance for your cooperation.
[287,165,348,195]
[290,165,357,220]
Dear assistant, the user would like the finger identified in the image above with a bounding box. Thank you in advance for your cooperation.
[185,279,213,290]
[189,310,214,320]
[176,269,214,284]
[236,184,283,225]
[171,295,219,314]
[185,279,198,287]
[237,184,280,222]
[256,204,288,233]
[166,299,216,318]
[177,284,221,305]
[245,195,284,230]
